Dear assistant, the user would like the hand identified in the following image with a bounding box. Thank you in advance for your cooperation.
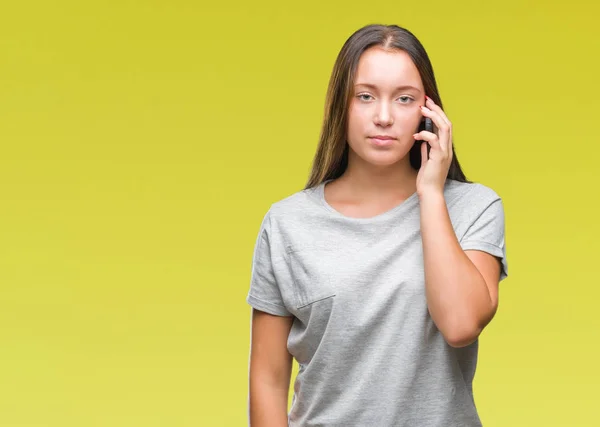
[413,96,453,197]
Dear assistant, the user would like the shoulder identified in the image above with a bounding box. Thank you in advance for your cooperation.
[444,179,502,207]
[444,179,505,229]
[263,184,323,225]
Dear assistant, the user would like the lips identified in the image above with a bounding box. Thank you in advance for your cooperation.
[369,136,396,147]
[370,135,395,140]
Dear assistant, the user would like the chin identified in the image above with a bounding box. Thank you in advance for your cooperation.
[357,146,410,167]
[362,153,406,167]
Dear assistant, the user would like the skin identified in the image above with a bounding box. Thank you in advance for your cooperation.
[248,309,293,426]
[248,46,502,425]
[326,48,422,217]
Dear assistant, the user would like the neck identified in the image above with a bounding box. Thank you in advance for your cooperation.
[337,155,418,200]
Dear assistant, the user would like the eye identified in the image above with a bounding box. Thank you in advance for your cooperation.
[398,96,413,103]
[357,93,373,101]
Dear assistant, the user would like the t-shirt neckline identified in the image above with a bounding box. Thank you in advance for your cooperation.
[316,179,419,223]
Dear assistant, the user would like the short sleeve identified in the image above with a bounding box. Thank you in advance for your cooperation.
[246,209,292,316]
[460,198,508,281]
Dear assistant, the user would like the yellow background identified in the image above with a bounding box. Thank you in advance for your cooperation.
[1,1,599,426]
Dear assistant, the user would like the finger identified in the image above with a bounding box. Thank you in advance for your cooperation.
[424,96,451,127]
[424,98,453,153]
[421,141,428,166]
[419,105,450,153]
[413,130,441,153]
[420,105,450,138]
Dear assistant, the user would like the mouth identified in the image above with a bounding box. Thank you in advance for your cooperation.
[370,135,396,140]
[369,136,396,146]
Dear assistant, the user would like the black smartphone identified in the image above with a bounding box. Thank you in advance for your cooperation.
[424,117,433,133]
[417,117,434,159]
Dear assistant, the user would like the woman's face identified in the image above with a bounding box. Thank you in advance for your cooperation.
[347,47,425,168]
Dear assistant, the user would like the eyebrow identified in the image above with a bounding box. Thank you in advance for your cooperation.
[354,83,421,92]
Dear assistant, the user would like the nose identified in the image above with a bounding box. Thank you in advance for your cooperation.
[374,102,393,127]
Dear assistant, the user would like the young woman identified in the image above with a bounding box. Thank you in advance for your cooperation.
[246,24,508,427]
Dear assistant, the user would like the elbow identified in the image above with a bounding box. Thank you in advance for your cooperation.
[441,317,487,348]
[442,299,499,348]
[444,327,482,348]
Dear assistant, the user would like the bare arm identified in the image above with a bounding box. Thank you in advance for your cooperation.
[419,192,501,348]
[248,308,294,426]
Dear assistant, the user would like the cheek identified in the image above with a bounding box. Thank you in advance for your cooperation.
[347,109,365,134]
[399,110,422,133]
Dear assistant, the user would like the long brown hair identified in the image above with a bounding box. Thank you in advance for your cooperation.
[305,24,469,189]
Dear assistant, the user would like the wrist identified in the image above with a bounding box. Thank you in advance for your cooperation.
[417,187,445,202]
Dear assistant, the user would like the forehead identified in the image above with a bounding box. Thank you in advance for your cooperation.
[354,47,422,90]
